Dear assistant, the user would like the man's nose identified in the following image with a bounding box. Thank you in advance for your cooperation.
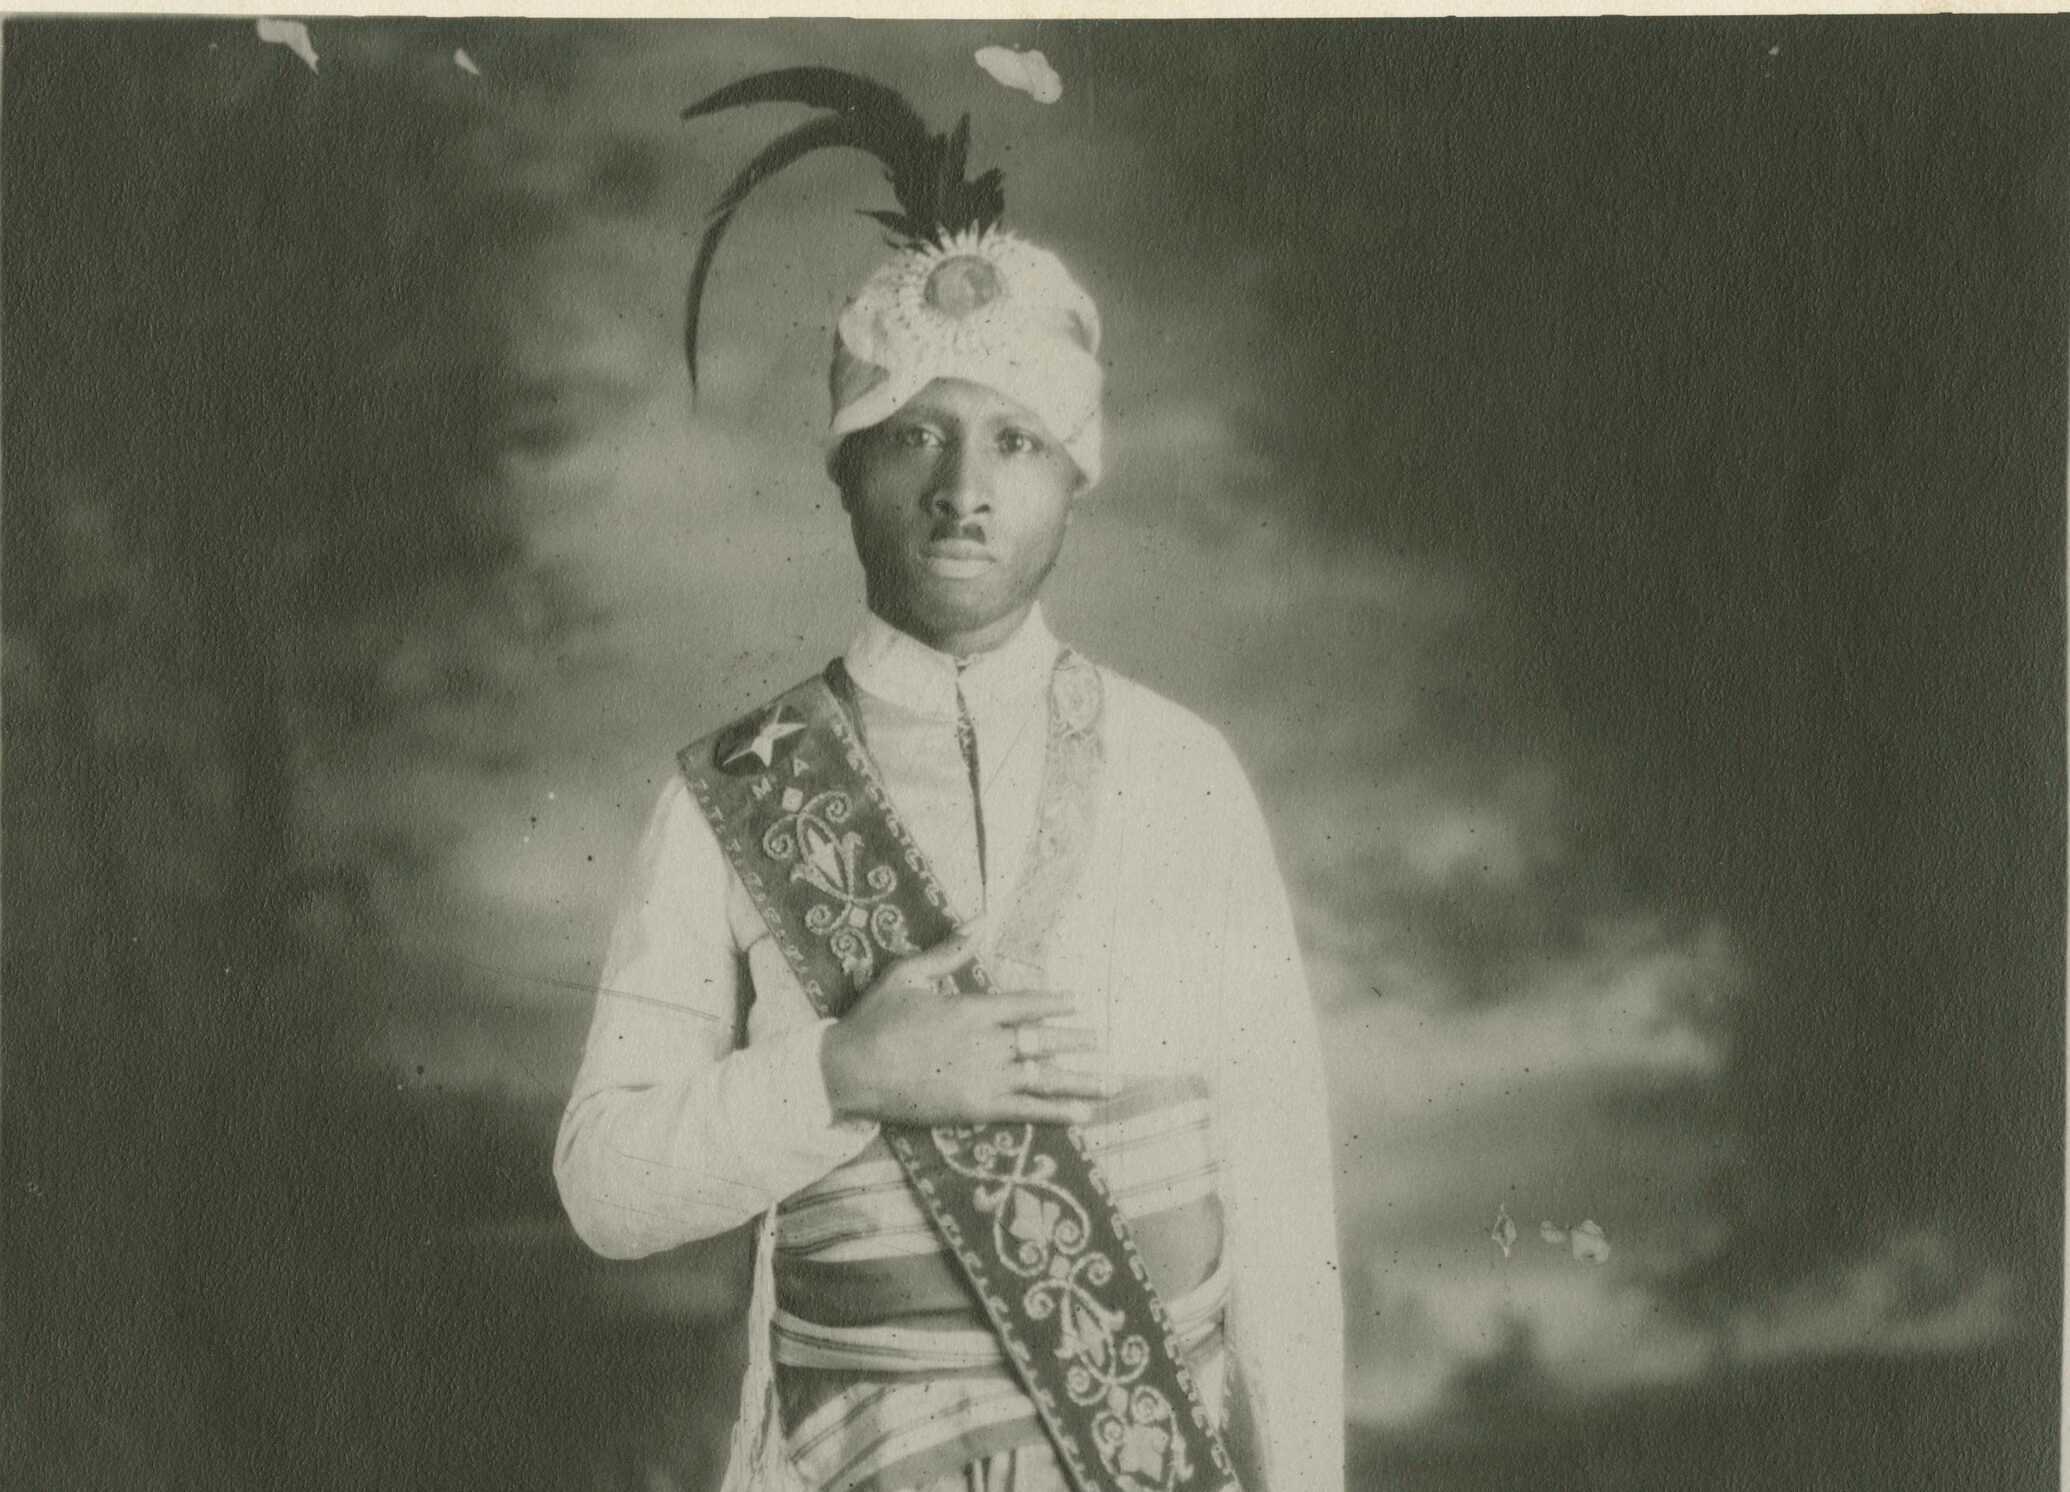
[926,443,992,518]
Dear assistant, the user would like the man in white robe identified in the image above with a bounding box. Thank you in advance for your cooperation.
[555,212,1343,1492]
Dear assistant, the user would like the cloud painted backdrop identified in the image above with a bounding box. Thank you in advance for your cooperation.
[6,18,2063,1491]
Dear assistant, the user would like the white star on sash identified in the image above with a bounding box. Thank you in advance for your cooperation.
[724,707,806,770]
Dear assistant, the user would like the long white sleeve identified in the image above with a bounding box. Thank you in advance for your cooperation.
[1211,761,1346,1492]
[554,776,879,1259]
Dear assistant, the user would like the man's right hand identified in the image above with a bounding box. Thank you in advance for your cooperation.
[820,934,1113,1126]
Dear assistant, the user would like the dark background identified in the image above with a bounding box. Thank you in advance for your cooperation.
[5,18,2064,1490]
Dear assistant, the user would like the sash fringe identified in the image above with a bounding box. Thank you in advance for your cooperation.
[719,1209,808,1492]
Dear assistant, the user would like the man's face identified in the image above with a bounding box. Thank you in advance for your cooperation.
[839,377,1084,654]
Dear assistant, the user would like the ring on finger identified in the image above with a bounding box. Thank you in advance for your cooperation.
[1012,1024,1044,1064]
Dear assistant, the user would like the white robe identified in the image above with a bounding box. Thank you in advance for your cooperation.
[555,606,1344,1491]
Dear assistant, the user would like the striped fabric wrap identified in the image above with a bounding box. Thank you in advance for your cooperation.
[772,1076,1231,1492]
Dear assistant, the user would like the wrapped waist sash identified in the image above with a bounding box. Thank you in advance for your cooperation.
[772,1076,1227,1492]
[773,1263,1231,1376]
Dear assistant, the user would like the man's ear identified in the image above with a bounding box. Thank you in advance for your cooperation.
[829,432,863,513]
[1066,467,1091,515]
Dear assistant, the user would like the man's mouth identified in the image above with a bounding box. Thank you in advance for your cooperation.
[920,538,994,577]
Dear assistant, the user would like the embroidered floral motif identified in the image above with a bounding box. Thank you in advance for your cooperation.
[994,652,1106,978]
[689,659,1237,1492]
[760,786,917,985]
[1049,651,1104,737]
[934,1123,1197,1492]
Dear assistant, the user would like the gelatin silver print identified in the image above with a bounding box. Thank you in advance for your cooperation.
[5,16,2063,1491]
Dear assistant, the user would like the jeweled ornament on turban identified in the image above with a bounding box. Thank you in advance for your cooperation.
[927,254,999,317]
[681,67,1105,486]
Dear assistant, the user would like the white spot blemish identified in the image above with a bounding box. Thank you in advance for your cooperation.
[1488,1202,1518,1259]
[1540,1218,1612,1263]
[974,46,1064,105]
[255,18,318,73]
[1571,1219,1611,1264]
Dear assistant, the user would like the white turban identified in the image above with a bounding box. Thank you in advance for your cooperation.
[828,228,1105,488]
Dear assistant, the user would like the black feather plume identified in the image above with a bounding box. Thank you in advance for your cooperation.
[680,66,1007,397]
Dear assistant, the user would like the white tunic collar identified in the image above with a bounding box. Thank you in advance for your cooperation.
[844,605,1060,722]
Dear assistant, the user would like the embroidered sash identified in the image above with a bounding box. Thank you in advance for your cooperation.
[771,1076,1230,1492]
[679,653,1243,1492]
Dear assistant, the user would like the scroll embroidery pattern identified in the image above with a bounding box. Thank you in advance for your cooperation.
[682,655,1242,1492]
[928,653,1200,1492]
[993,651,1105,978]
[760,785,918,986]
[933,1123,1196,1492]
